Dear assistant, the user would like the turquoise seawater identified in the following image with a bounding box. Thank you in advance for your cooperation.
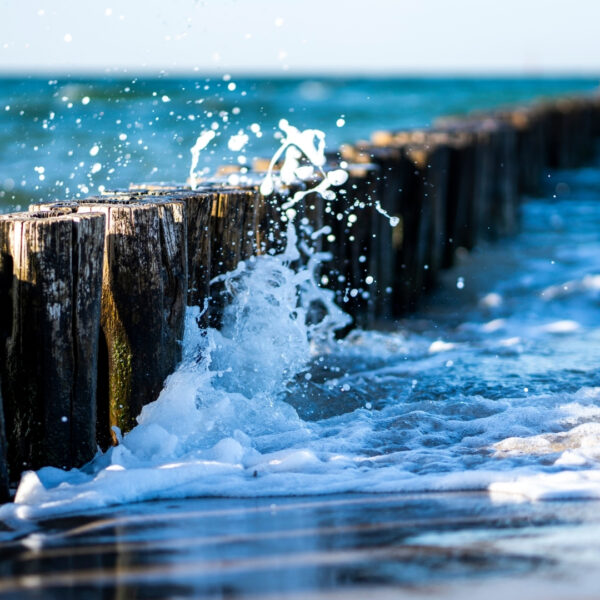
[0,76,598,210]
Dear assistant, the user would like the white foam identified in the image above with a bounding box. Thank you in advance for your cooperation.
[490,470,600,501]
[428,340,455,353]
[540,319,581,334]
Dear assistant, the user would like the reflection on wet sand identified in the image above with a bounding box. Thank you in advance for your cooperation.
[2,492,600,598]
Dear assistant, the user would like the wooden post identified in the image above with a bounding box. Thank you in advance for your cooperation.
[482,116,519,238]
[437,117,496,245]
[339,164,380,327]
[591,94,600,140]
[0,381,10,501]
[358,144,404,321]
[0,211,105,478]
[30,197,187,446]
[80,197,186,445]
[533,97,596,171]
[126,185,278,325]
[434,130,476,265]
[500,106,546,196]
[412,135,450,290]
[366,134,428,313]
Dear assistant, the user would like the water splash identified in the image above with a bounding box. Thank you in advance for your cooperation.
[0,219,352,523]
[373,200,400,227]
[227,131,249,152]
[259,119,348,214]
[189,130,216,190]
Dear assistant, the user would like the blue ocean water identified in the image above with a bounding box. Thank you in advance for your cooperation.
[0,76,598,211]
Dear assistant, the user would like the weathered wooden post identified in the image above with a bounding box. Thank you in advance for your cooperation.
[409,133,450,290]
[500,106,546,196]
[79,197,186,446]
[558,98,594,167]
[30,197,187,447]
[336,145,399,322]
[482,115,519,238]
[540,99,573,169]
[0,382,10,501]
[372,130,447,306]
[353,143,404,320]
[339,163,380,327]
[361,134,423,314]
[129,184,277,324]
[433,129,476,265]
[591,94,600,140]
[0,210,105,477]
[438,117,497,245]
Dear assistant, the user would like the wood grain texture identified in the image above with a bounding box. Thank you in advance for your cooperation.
[0,379,10,501]
[76,197,187,445]
[0,211,104,479]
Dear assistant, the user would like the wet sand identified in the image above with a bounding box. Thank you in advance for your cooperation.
[1,491,600,598]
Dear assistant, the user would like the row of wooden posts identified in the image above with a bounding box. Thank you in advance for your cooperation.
[0,93,599,501]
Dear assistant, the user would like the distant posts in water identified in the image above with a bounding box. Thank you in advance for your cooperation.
[0,210,105,481]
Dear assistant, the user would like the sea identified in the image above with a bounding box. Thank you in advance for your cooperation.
[0,76,600,598]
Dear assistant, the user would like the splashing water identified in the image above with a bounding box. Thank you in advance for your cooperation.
[0,220,352,524]
[259,119,399,227]
[227,131,249,152]
[374,200,400,227]
[189,130,216,190]
[259,119,349,214]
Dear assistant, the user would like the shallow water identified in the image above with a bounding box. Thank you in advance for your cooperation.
[1,77,600,596]
[3,492,600,599]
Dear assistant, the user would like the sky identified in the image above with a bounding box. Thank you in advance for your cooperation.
[1,0,600,74]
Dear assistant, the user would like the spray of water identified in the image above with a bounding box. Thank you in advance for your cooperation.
[259,119,349,213]
[189,130,216,190]
[0,119,355,523]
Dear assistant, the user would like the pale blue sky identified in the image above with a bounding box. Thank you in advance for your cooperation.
[1,0,600,74]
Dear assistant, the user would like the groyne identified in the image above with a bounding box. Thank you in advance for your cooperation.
[0,92,599,501]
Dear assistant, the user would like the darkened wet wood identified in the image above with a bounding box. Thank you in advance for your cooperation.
[499,107,546,196]
[436,131,476,265]
[131,184,275,325]
[317,150,384,326]
[0,380,10,501]
[79,198,186,445]
[32,197,187,446]
[352,141,407,314]
[483,117,519,238]
[409,138,450,290]
[350,144,404,320]
[591,94,600,139]
[368,132,444,312]
[203,189,254,327]
[0,211,105,479]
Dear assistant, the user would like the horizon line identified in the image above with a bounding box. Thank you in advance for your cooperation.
[0,67,600,80]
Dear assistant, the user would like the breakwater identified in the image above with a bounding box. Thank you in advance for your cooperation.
[0,93,599,501]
